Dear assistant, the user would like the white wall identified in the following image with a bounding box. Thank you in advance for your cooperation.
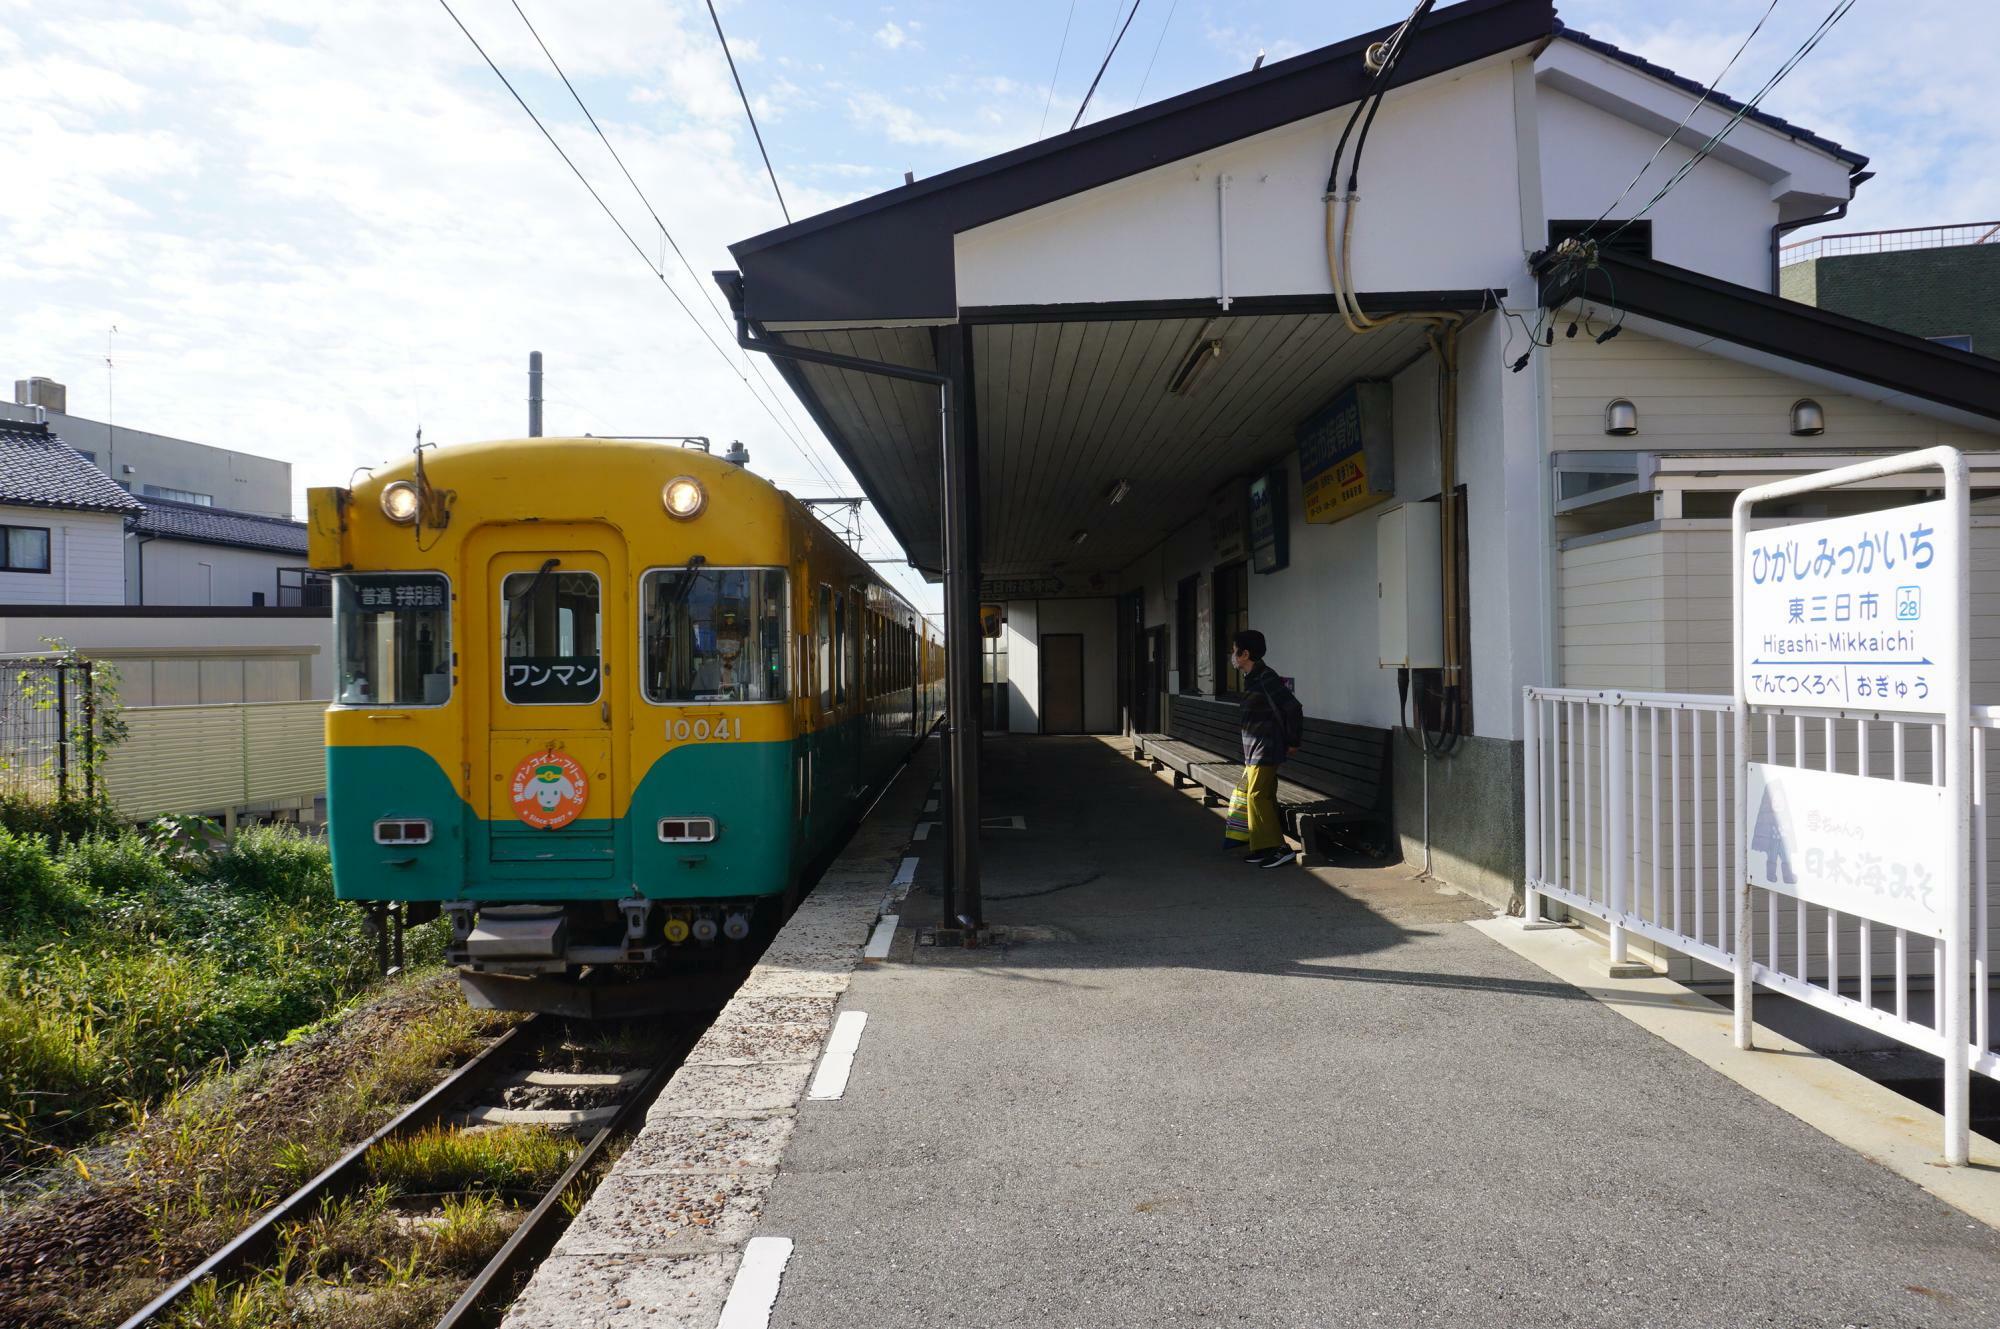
[1536,88,1778,289]
[955,60,1529,309]
[0,506,126,605]
[137,539,295,606]
[1001,597,1118,733]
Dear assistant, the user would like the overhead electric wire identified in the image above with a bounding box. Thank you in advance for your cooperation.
[502,0,840,494]
[1598,0,1856,247]
[1579,0,1782,239]
[1069,0,1144,131]
[704,0,791,224]
[435,0,842,496]
[1130,0,1180,109]
[1038,0,1082,139]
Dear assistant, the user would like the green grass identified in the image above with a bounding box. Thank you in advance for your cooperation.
[367,1124,575,1195]
[0,820,447,1170]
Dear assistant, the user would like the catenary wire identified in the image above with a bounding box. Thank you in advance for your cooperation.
[504,0,840,493]
[1038,0,1082,139]
[435,0,842,495]
[704,0,791,224]
[1070,0,1144,131]
[1131,0,1180,108]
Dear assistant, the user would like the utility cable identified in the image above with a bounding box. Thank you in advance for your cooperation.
[704,0,790,224]
[503,0,836,492]
[1038,0,1081,139]
[1070,0,1144,131]
[1579,0,1781,241]
[436,0,833,491]
[1131,0,1180,108]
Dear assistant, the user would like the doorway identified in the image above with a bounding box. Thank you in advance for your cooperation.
[1040,633,1085,734]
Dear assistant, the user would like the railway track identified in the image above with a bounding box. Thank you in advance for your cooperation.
[112,1004,714,1329]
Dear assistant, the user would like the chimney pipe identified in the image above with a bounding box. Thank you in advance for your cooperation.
[528,351,543,437]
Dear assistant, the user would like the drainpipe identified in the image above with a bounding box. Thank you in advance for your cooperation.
[1769,168,1870,294]
[719,272,984,935]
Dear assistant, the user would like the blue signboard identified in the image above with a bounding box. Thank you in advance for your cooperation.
[1296,381,1393,524]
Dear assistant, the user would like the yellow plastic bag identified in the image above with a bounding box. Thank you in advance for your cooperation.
[1224,779,1252,843]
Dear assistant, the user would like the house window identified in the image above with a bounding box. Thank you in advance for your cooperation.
[1174,574,1199,694]
[141,484,213,506]
[1213,560,1250,695]
[0,525,51,572]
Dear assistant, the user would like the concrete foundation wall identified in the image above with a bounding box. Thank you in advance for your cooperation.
[1392,731,1524,912]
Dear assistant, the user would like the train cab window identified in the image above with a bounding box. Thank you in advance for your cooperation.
[501,569,601,704]
[641,566,787,703]
[334,573,451,706]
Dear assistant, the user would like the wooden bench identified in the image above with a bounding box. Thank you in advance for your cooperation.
[1133,695,1393,861]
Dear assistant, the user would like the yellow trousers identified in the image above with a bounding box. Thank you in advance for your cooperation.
[1244,764,1284,851]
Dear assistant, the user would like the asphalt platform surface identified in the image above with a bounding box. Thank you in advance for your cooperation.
[755,735,2000,1328]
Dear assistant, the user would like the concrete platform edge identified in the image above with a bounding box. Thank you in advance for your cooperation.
[1467,916,2000,1229]
[499,750,933,1329]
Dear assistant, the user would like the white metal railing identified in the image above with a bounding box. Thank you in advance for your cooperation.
[1522,686,1997,1083]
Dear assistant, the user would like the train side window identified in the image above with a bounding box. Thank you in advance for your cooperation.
[833,592,848,705]
[501,569,601,705]
[640,566,787,703]
[816,584,833,711]
[333,572,450,707]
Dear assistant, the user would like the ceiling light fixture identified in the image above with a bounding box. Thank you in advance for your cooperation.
[1070,529,1090,546]
[1167,336,1226,397]
[1106,479,1132,506]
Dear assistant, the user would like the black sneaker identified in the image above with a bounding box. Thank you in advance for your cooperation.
[1258,849,1299,869]
[1243,849,1275,865]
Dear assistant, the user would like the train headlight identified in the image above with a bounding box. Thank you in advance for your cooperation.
[380,481,420,525]
[663,475,706,520]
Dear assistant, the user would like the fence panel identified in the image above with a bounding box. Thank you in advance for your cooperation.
[102,701,326,820]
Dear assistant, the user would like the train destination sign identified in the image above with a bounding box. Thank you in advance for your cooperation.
[1739,500,1950,712]
[1746,762,1950,938]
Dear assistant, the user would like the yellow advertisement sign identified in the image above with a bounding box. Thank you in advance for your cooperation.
[1297,381,1393,524]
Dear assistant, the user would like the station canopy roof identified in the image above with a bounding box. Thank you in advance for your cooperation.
[723,0,1556,581]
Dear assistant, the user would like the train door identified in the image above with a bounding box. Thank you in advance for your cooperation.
[480,542,620,880]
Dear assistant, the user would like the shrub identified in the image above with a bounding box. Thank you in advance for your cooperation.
[209,824,332,907]
[0,825,84,932]
[0,790,124,848]
[61,831,182,904]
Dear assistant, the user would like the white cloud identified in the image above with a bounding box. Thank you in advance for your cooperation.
[874,21,911,51]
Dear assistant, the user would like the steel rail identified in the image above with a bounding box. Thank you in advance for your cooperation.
[432,1028,698,1329]
[115,1013,548,1329]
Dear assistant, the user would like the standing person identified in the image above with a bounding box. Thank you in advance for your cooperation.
[1233,630,1304,868]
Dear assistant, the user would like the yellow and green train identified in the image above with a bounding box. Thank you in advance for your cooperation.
[307,437,942,1007]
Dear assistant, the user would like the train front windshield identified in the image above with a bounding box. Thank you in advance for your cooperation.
[642,567,787,703]
[333,573,451,706]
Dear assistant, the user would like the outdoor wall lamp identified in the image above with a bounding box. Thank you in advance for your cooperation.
[1603,399,1638,436]
[1790,398,1826,436]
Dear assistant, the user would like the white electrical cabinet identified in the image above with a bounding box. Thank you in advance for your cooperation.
[1377,502,1443,669]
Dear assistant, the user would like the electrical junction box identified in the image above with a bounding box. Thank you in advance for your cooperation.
[1377,502,1443,669]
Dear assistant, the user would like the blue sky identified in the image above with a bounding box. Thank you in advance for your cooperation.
[3,1,1995,612]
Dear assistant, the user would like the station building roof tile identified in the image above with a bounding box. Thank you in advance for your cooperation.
[0,419,144,515]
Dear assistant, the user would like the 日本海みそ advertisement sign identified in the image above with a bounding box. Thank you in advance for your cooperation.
[1739,499,1948,712]
[1745,762,1950,938]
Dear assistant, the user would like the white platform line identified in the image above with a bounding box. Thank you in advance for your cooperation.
[912,821,934,841]
[808,1010,868,1100]
[863,914,898,961]
[892,856,918,886]
[717,1236,793,1328]
[922,799,939,813]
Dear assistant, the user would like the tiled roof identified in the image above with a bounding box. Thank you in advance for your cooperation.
[1555,24,1869,171]
[0,420,143,514]
[133,496,308,556]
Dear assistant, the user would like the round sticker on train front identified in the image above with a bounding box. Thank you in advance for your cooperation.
[509,751,589,829]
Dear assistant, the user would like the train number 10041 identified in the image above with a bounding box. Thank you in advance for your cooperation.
[666,716,742,742]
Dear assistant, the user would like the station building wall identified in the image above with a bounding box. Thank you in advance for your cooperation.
[999,596,1119,734]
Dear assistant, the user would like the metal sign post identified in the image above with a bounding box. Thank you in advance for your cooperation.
[1731,446,1971,1165]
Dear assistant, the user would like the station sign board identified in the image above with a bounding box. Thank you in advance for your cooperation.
[1739,500,1949,713]
[1249,468,1289,574]
[1296,380,1392,525]
[1745,762,1950,937]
